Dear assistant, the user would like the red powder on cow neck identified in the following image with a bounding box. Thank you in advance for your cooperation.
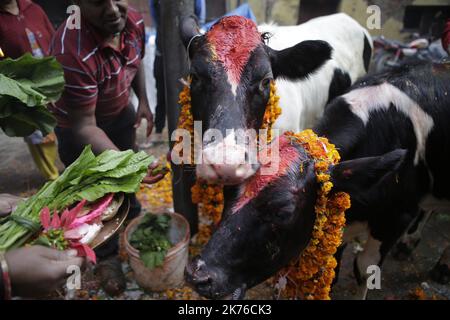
[232,136,301,213]
[206,16,262,86]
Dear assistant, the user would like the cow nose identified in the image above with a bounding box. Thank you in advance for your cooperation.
[197,141,259,184]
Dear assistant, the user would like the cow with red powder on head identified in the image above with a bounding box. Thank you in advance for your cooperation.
[180,14,372,185]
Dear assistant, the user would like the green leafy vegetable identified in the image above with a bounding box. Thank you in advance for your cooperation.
[130,214,172,269]
[0,146,154,250]
[0,53,64,137]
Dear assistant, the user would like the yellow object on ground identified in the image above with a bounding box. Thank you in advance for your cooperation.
[26,138,59,181]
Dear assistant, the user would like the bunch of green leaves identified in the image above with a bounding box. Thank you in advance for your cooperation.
[130,214,172,269]
[0,53,64,137]
[0,146,154,250]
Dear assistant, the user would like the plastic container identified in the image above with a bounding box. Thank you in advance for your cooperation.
[124,212,190,292]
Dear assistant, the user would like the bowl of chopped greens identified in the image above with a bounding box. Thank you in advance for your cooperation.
[124,212,190,292]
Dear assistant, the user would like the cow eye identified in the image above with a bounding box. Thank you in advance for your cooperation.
[273,205,295,222]
[259,77,272,92]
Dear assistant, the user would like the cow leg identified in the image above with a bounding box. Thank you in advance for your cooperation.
[353,235,382,300]
[392,210,433,260]
[332,243,347,287]
[430,244,450,284]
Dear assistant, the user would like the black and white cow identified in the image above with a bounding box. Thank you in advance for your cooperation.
[180,14,372,185]
[185,61,450,299]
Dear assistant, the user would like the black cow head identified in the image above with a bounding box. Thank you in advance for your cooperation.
[180,15,332,185]
[185,135,406,299]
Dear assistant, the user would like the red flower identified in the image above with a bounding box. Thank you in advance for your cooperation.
[39,199,97,264]
[40,199,86,231]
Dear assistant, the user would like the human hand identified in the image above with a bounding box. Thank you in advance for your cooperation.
[134,101,154,138]
[5,246,84,298]
[0,194,23,218]
[141,162,168,185]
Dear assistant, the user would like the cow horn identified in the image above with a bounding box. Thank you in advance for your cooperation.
[180,15,201,48]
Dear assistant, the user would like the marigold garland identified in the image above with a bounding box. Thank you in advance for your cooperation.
[261,82,282,143]
[275,129,350,300]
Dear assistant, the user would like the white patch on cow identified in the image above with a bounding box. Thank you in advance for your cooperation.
[259,13,372,133]
[229,77,238,97]
[343,82,434,165]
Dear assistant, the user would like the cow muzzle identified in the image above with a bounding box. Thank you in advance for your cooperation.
[185,256,246,300]
[196,134,260,185]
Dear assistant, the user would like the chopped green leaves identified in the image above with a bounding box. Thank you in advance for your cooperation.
[130,214,172,270]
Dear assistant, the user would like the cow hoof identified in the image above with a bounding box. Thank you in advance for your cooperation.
[391,239,420,261]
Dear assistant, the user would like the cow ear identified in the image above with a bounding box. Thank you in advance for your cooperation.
[331,149,407,195]
[180,15,201,48]
[267,40,333,80]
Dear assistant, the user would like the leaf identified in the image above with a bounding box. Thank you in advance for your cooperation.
[130,214,172,270]
[141,251,166,269]
[0,73,46,107]
[0,53,63,137]
[32,235,52,248]
[29,106,57,136]
[0,53,64,102]
[0,115,36,137]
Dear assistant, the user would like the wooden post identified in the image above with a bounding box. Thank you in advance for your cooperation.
[160,0,198,235]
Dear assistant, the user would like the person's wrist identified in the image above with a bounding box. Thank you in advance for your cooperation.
[139,100,150,110]
[0,251,12,300]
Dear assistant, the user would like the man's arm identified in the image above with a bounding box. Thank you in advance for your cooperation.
[132,63,154,137]
[68,106,119,155]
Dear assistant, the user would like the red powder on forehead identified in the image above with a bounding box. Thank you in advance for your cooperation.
[232,136,302,213]
[206,16,262,85]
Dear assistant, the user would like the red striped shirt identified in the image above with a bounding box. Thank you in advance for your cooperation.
[51,8,145,128]
[0,0,54,59]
